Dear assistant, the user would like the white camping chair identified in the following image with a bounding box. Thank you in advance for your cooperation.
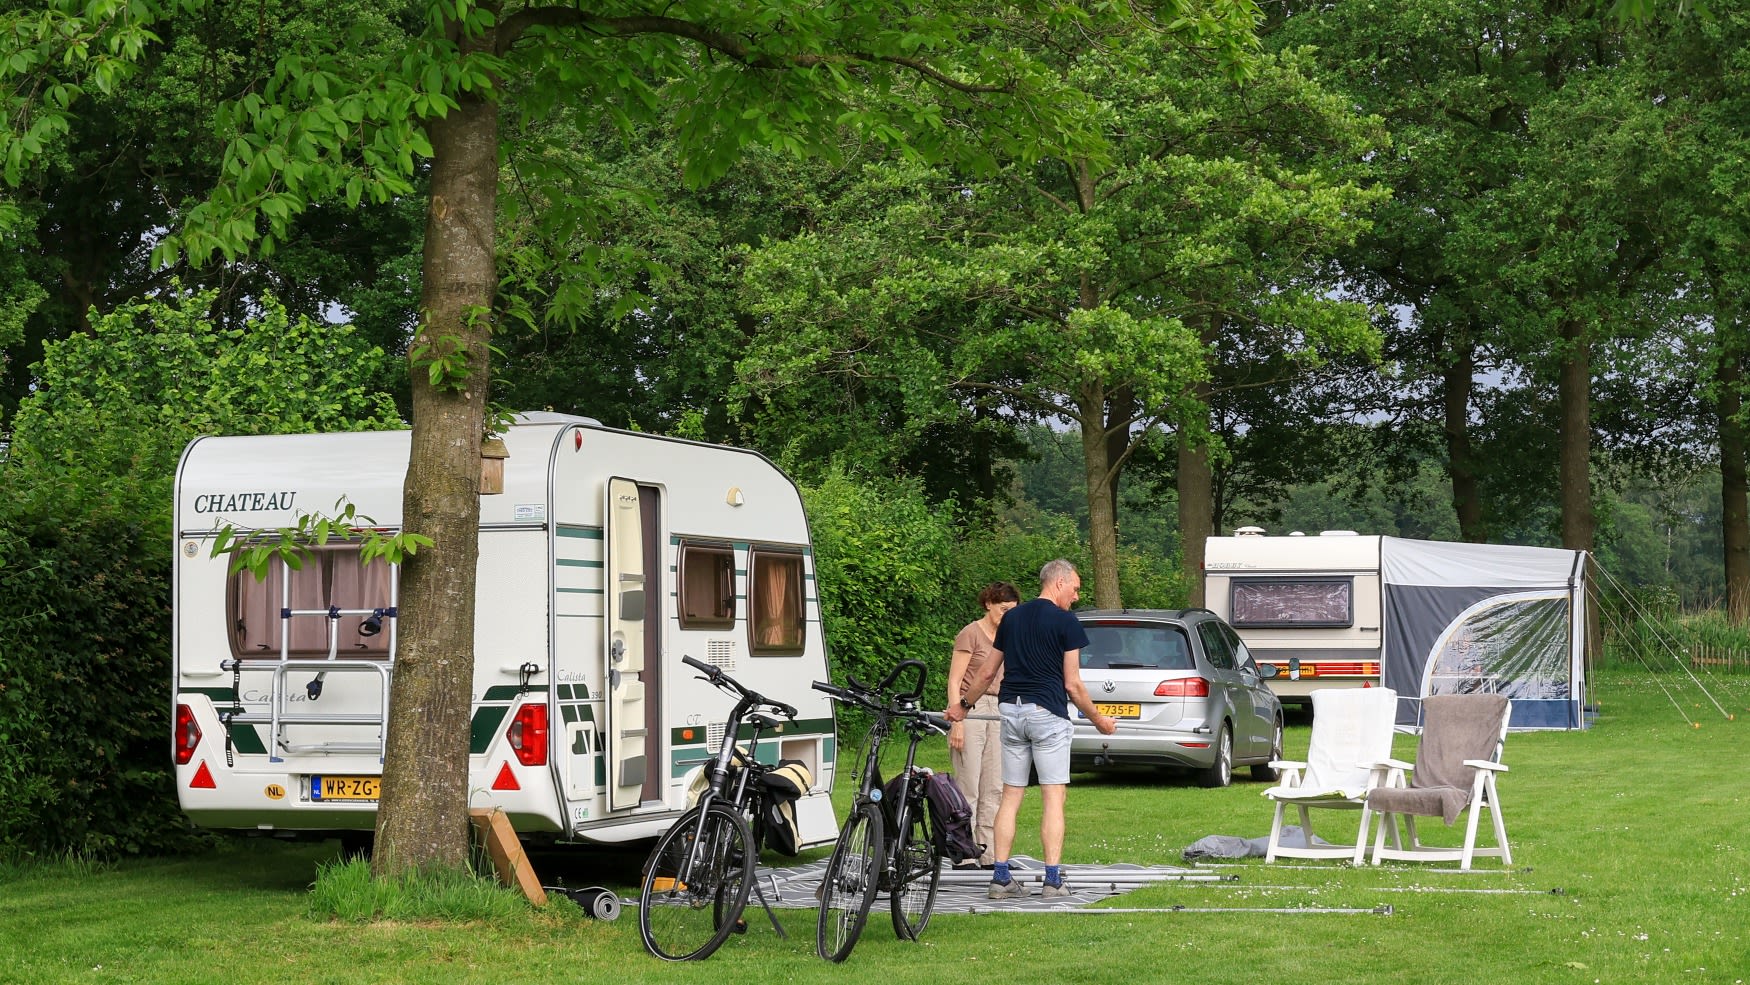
[1261,686,1398,864]
[1367,693,1512,870]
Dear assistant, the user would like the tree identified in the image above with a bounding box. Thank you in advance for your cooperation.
[5,0,1266,877]
[0,2,420,429]
[739,38,1384,607]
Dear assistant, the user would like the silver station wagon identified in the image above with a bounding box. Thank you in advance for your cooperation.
[1071,609,1284,787]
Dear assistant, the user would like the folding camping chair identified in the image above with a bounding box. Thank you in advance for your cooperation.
[1367,693,1512,870]
[1261,686,1398,864]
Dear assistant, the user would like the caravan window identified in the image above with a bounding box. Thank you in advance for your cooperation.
[1230,577,1354,628]
[748,549,805,656]
[228,546,393,658]
[678,542,736,629]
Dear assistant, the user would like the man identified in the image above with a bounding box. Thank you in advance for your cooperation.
[946,558,1117,898]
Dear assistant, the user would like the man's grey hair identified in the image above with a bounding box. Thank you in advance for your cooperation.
[1039,558,1077,587]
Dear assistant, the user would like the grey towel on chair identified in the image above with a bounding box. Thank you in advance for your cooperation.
[1366,694,1508,825]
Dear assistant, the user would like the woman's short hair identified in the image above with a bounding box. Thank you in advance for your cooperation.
[978,581,1021,607]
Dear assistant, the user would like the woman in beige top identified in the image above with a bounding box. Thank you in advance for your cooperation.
[946,580,1020,868]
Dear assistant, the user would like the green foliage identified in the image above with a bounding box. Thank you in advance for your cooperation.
[6,285,401,532]
[0,286,400,859]
[0,499,207,859]
[212,499,434,576]
[802,468,961,697]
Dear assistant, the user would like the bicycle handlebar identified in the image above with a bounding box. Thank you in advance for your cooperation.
[813,668,945,733]
[682,654,797,719]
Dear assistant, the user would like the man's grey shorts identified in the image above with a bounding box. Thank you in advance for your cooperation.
[1000,701,1074,786]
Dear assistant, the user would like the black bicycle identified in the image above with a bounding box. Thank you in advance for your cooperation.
[637,655,797,961]
[811,660,950,962]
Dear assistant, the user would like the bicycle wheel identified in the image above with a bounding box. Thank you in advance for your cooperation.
[889,793,942,940]
[638,803,754,961]
[817,800,884,962]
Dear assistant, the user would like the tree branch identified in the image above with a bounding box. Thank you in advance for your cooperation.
[497,8,1015,94]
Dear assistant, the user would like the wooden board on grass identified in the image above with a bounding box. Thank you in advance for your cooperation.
[469,808,548,905]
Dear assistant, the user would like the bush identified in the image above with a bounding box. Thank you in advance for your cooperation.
[0,496,209,858]
[0,287,401,859]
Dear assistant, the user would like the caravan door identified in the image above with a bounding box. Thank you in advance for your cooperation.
[604,478,662,812]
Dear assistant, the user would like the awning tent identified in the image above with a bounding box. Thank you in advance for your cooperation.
[1380,537,1589,730]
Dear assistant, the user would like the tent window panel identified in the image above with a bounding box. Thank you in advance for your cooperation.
[678,543,736,629]
[1230,578,1354,628]
[1428,596,1571,700]
[749,550,805,656]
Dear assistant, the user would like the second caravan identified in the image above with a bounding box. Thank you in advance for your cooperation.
[171,414,840,849]
[1203,531,1383,706]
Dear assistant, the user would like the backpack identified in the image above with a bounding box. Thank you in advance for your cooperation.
[922,771,984,862]
[753,761,812,856]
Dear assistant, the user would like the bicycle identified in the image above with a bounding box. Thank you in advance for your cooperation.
[637,654,798,961]
[811,659,950,962]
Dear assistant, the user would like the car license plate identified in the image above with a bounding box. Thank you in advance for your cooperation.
[1095,703,1141,719]
[311,775,380,801]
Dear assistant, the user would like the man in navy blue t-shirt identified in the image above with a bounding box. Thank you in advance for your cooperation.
[947,559,1116,898]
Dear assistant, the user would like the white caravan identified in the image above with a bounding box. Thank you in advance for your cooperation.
[171,414,839,848]
[1203,531,1384,706]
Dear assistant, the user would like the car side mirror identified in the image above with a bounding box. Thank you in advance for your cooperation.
[1254,663,1280,680]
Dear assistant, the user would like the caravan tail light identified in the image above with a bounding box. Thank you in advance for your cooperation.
[174,704,202,765]
[1155,678,1210,698]
[507,704,549,767]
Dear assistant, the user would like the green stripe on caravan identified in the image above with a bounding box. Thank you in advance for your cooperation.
[181,688,267,754]
[665,720,836,777]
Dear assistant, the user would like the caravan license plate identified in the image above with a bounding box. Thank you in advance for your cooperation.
[1095,703,1141,719]
[311,776,380,801]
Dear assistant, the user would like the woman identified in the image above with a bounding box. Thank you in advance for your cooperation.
[945,580,1020,869]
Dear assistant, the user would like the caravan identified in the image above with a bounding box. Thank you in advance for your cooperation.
[1203,531,1385,706]
[1205,531,1590,729]
[171,414,840,848]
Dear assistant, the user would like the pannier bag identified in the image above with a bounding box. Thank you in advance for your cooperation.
[753,760,812,856]
[883,768,983,862]
[923,770,984,862]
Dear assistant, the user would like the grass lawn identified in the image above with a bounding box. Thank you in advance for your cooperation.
[2,670,1746,985]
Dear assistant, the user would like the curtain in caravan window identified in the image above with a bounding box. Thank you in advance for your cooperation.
[230,558,326,656]
[750,552,804,654]
[229,547,393,658]
[329,552,393,655]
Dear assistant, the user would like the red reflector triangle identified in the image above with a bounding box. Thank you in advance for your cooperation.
[491,762,520,791]
[190,762,217,789]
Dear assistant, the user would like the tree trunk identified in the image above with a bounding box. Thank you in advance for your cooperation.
[1079,396,1123,609]
[1177,429,1213,607]
[1443,342,1486,542]
[1106,384,1134,526]
[1720,346,1750,624]
[372,21,499,879]
[1557,317,1594,552]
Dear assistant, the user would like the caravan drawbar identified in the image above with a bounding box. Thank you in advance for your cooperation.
[171,414,839,848]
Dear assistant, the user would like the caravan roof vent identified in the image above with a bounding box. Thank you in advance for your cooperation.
[1320,530,1359,536]
[1234,526,1266,537]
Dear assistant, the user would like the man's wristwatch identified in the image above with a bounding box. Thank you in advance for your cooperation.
[958,697,974,710]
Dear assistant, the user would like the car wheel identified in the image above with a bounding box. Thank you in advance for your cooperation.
[1251,718,1284,782]
[1198,724,1233,789]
